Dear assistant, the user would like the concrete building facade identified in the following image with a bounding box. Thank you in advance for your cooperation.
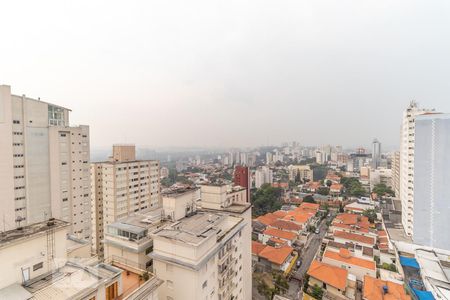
[413,113,450,250]
[0,85,91,239]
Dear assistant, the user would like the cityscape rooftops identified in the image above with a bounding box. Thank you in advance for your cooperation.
[0,219,69,248]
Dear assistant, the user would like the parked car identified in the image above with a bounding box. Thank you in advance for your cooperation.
[315,228,320,234]
[296,259,302,268]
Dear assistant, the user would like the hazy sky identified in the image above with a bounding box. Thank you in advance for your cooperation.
[1,0,450,150]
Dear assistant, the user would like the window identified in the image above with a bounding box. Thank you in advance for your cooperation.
[33,262,43,271]
[13,120,20,124]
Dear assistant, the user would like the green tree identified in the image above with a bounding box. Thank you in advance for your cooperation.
[311,284,324,300]
[363,209,377,223]
[372,183,395,197]
[317,187,329,196]
[303,195,316,203]
[252,184,283,216]
[326,180,332,187]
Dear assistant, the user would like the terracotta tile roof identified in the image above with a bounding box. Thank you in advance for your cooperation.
[330,183,343,191]
[333,223,370,233]
[263,228,297,241]
[257,213,279,226]
[324,249,376,270]
[363,275,411,300]
[259,245,294,265]
[269,219,302,231]
[252,241,266,255]
[307,260,348,290]
[299,202,320,211]
[272,210,288,218]
[269,237,288,246]
[334,230,375,245]
[378,230,387,237]
[283,211,312,224]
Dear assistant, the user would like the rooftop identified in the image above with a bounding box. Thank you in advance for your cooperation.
[324,249,376,270]
[263,228,297,241]
[153,212,241,246]
[0,219,69,248]
[334,230,375,245]
[307,260,348,290]
[363,275,411,300]
[258,245,294,265]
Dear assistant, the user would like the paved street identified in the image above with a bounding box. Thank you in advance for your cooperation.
[285,217,329,299]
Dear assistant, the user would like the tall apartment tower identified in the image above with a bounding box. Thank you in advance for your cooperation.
[234,165,251,201]
[371,138,381,169]
[399,101,434,236]
[0,85,91,239]
[413,113,450,250]
[90,144,161,256]
[391,151,401,197]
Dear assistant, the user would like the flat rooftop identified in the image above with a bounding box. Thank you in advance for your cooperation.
[0,219,69,248]
[109,208,164,232]
[153,212,242,246]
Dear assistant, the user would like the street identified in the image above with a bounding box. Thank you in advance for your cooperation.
[285,217,329,299]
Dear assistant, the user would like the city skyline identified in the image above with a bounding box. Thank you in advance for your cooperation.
[2,0,450,149]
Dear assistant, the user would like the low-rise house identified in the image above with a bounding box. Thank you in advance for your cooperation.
[261,228,297,246]
[307,260,356,300]
[363,275,410,300]
[330,183,344,196]
[258,245,296,274]
[333,230,376,248]
[322,248,376,281]
[303,181,322,193]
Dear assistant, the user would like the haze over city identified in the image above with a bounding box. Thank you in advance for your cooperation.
[2,0,450,149]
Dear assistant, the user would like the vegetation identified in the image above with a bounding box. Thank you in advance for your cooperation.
[311,165,329,181]
[339,202,344,213]
[303,195,316,204]
[254,272,289,300]
[160,168,178,187]
[380,263,397,272]
[252,184,283,216]
[372,183,395,197]
[311,284,324,300]
[362,209,378,223]
[325,180,332,187]
[341,177,367,197]
[317,187,329,196]
[303,274,310,292]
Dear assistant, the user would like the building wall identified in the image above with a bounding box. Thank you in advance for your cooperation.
[0,225,69,289]
[413,114,450,250]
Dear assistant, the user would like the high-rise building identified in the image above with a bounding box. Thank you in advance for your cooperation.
[400,101,434,236]
[391,151,401,197]
[0,85,91,239]
[234,165,251,201]
[413,113,450,250]
[255,166,273,188]
[371,138,381,169]
[90,144,161,257]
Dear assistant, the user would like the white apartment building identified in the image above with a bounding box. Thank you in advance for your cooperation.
[413,113,450,250]
[287,165,313,182]
[148,184,252,300]
[391,151,401,197]
[255,166,273,188]
[399,101,434,236]
[91,145,161,257]
[0,85,91,239]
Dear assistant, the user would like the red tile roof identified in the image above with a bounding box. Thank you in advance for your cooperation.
[252,241,266,255]
[259,245,294,265]
[307,260,348,290]
[324,249,376,270]
[263,228,297,241]
[363,275,411,300]
[269,219,302,231]
[334,230,375,245]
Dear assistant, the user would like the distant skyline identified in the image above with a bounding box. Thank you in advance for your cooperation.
[1,1,450,149]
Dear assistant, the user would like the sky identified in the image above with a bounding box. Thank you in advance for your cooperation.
[1,0,450,150]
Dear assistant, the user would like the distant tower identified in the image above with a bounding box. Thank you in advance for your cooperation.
[371,138,381,169]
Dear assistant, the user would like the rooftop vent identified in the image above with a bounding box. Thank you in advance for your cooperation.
[383,285,388,294]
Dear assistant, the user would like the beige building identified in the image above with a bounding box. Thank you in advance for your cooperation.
[91,145,161,257]
[288,165,313,182]
[391,151,401,197]
[0,85,91,239]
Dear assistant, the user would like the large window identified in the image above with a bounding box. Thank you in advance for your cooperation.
[48,105,66,126]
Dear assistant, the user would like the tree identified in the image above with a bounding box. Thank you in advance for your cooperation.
[252,184,283,216]
[311,284,324,300]
[317,187,329,196]
[339,202,344,213]
[303,195,316,203]
[326,180,332,187]
[363,209,377,223]
[372,183,395,197]
[341,177,368,197]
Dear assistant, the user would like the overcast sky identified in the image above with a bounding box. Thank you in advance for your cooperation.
[1,0,450,150]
